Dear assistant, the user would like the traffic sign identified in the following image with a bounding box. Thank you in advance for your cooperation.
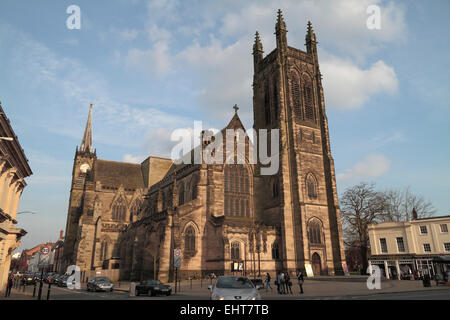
[41,246,50,255]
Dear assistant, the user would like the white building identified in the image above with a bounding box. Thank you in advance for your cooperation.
[368,215,450,280]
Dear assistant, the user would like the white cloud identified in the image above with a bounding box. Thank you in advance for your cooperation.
[125,41,171,76]
[321,55,398,110]
[123,154,146,164]
[337,154,390,182]
[119,29,139,41]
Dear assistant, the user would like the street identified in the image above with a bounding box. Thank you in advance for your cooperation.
[3,279,450,300]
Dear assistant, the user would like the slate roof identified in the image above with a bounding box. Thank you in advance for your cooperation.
[94,159,145,189]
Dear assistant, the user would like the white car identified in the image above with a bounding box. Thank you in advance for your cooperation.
[209,276,261,300]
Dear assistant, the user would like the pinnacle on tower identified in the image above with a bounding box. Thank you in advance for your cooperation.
[306,21,316,43]
[275,9,288,53]
[275,9,287,32]
[80,103,93,153]
[253,31,263,55]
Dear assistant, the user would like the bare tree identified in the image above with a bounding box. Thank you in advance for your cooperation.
[382,187,435,222]
[340,182,386,272]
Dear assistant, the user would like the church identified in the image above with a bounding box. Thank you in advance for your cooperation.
[62,11,347,282]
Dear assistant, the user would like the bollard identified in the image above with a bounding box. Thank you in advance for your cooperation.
[33,282,37,297]
[37,280,43,300]
[190,277,192,290]
[47,283,51,300]
[23,283,26,292]
[200,277,202,288]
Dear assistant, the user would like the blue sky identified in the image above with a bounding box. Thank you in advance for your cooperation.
[0,0,449,251]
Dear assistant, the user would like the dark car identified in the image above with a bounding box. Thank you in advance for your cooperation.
[136,279,172,296]
[24,273,36,285]
[87,277,114,292]
[44,272,56,284]
[57,275,69,287]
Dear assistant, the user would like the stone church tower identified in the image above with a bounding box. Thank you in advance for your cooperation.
[252,11,346,275]
[62,104,172,276]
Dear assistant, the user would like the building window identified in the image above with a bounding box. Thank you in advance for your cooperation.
[191,175,199,200]
[306,174,318,199]
[271,242,280,260]
[291,76,302,120]
[100,242,108,261]
[112,196,126,221]
[224,165,250,218]
[231,242,241,260]
[185,226,195,253]
[178,183,185,205]
[423,243,431,252]
[264,81,271,125]
[303,86,314,120]
[396,237,405,252]
[444,243,450,252]
[380,238,388,253]
[420,226,427,234]
[440,224,448,233]
[308,220,322,244]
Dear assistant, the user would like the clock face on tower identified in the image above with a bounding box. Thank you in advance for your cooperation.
[80,163,90,173]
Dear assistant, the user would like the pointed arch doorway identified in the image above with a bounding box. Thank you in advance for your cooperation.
[312,253,322,276]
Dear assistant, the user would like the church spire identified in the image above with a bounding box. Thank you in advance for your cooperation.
[80,103,93,153]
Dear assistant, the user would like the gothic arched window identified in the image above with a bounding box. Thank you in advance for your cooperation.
[130,199,142,222]
[112,196,126,221]
[271,242,280,260]
[273,82,279,119]
[178,182,185,206]
[185,226,195,253]
[309,220,322,244]
[231,242,241,260]
[224,165,250,218]
[100,241,108,261]
[291,73,302,120]
[191,175,199,200]
[302,75,315,121]
[264,81,271,125]
[306,174,318,199]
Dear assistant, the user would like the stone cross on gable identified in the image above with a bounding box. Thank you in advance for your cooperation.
[233,104,239,114]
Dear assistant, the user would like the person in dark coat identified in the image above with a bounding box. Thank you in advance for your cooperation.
[276,271,282,294]
[285,272,293,294]
[296,270,304,294]
[5,273,14,297]
[264,272,273,292]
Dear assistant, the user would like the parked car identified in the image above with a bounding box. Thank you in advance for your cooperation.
[87,277,114,292]
[24,273,36,285]
[44,272,56,283]
[135,279,172,296]
[209,276,261,300]
[57,275,69,287]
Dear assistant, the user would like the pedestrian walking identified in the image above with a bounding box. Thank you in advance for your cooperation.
[264,273,273,293]
[5,273,14,297]
[280,272,286,294]
[296,270,304,294]
[276,271,281,294]
[285,272,293,294]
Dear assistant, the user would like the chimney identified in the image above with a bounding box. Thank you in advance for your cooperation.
[59,230,64,241]
[412,208,418,220]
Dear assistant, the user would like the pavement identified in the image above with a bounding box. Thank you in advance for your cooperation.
[2,276,450,300]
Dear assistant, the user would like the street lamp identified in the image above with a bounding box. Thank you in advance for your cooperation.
[0,137,13,141]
